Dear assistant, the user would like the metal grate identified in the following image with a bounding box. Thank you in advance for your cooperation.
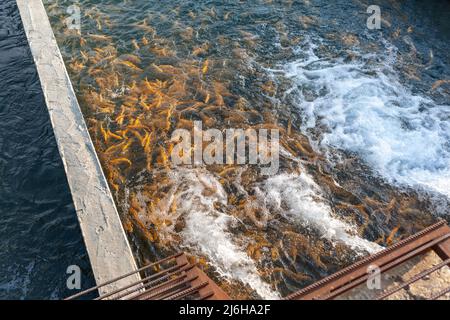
[286,220,450,300]
[66,252,230,300]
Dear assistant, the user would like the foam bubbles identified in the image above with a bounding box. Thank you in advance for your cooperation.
[284,40,450,198]
[256,171,382,254]
[168,169,280,299]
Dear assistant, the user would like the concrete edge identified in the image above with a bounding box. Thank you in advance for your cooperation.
[16,0,141,295]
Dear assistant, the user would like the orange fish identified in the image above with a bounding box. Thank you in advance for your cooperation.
[202,59,209,74]
[111,157,132,167]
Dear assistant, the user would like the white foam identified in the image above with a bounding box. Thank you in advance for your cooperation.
[167,169,279,299]
[283,40,450,198]
[256,171,382,254]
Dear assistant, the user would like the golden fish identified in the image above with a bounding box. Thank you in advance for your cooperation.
[151,63,164,73]
[123,96,139,108]
[157,147,169,167]
[204,93,210,104]
[118,60,143,72]
[431,79,450,91]
[192,47,206,56]
[119,54,142,65]
[142,132,152,153]
[93,47,105,54]
[132,19,156,35]
[116,128,130,139]
[188,11,196,20]
[100,123,108,142]
[150,46,172,57]
[108,130,123,141]
[109,180,119,192]
[69,60,84,72]
[386,226,400,245]
[119,139,133,153]
[111,157,132,167]
[87,34,112,42]
[130,129,144,143]
[157,64,180,75]
[96,18,102,30]
[80,50,89,61]
[202,59,209,74]
[128,120,147,130]
[105,141,126,154]
[131,39,140,50]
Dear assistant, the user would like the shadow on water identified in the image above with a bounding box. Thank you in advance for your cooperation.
[0,0,95,299]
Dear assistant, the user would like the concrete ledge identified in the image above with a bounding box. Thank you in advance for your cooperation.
[16,0,140,295]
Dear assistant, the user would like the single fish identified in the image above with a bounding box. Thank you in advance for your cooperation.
[111,157,132,167]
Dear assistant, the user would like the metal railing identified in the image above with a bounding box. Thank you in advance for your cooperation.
[286,220,450,300]
[66,252,230,300]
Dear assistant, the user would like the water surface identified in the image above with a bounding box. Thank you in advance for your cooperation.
[44,0,449,299]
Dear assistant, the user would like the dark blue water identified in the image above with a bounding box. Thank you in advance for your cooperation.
[0,0,95,299]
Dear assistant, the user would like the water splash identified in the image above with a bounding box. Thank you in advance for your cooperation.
[166,169,280,299]
[255,171,382,254]
[284,39,450,199]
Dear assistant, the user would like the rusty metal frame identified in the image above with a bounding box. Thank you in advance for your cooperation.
[285,220,450,300]
[66,253,230,300]
[66,221,450,300]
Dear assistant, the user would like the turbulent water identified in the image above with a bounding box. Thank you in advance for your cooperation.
[44,0,449,299]
[282,37,450,199]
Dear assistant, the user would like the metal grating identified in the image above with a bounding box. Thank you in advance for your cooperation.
[66,252,230,300]
[285,220,450,300]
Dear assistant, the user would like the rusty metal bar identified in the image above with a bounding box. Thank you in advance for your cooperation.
[96,263,192,300]
[65,252,184,300]
[131,276,195,300]
[164,281,209,300]
[94,262,188,300]
[115,265,195,300]
[433,237,450,260]
[114,267,191,300]
[132,275,199,300]
[196,291,215,300]
[66,252,230,300]
[122,274,189,300]
[318,233,450,300]
[286,220,450,300]
[376,258,450,300]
